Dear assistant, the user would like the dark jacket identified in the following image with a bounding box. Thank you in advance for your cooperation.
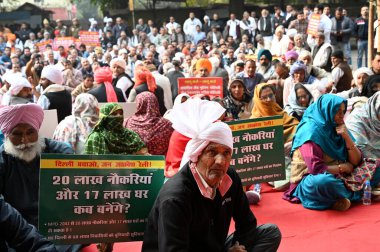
[354,17,368,40]
[88,83,126,103]
[44,90,72,123]
[142,163,258,252]
[331,16,353,44]
[0,195,57,252]
[165,70,185,101]
[0,139,73,227]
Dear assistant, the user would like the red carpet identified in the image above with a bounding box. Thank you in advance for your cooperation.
[83,185,380,252]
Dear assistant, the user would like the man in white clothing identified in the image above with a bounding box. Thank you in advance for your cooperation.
[183,12,202,42]
[307,4,332,48]
[110,58,134,101]
[166,16,179,35]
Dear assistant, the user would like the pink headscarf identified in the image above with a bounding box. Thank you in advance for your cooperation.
[0,104,44,136]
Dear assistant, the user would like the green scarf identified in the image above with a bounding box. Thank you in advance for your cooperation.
[84,103,146,154]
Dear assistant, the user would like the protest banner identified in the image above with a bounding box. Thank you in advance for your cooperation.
[227,116,285,186]
[307,14,321,36]
[79,31,100,47]
[53,37,75,50]
[35,39,53,52]
[38,154,165,244]
[177,77,223,99]
[74,38,81,50]
[39,110,58,139]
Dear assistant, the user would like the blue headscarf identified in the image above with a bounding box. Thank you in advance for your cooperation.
[291,94,352,161]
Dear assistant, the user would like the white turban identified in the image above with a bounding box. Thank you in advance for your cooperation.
[170,98,233,168]
[353,67,373,83]
[7,76,32,96]
[41,65,63,84]
[110,58,126,70]
[208,56,220,70]
[1,71,22,84]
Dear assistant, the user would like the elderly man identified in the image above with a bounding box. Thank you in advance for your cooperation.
[330,50,353,92]
[311,32,332,72]
[1,75,33,105]
[256,49,275,81]
[195,58,212,77]
[236,60,264,95]
[0,104,74,250]
[142,98,281,251]
[110,58,134,101]
[36,65,72,122]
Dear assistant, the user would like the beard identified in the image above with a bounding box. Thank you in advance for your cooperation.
[4,137,45,163]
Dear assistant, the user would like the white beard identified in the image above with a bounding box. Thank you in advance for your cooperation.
[4,137,45,163]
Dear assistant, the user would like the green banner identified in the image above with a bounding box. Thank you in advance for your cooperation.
[38,154,165,245]
[227,116,285,186]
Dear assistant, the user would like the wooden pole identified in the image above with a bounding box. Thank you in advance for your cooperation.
[369,0,374,65]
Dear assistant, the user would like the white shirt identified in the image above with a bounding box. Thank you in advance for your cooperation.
[152,71,173,109]
[183,18,202,37]
[227,19,240,39]
[115,75,134,101]
[166,22,180,35]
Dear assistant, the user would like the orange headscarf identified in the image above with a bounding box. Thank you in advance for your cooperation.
[134,65,157,92]
[251,83,299,143]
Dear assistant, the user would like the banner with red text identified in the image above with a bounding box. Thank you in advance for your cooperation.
[53,37,75,50]
[307,14,321,36]
[79,31,100,47]
[177,77,223,99]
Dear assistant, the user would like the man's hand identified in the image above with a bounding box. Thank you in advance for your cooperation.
[228,241,247,252]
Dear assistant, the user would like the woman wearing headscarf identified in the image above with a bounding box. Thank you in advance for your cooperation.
[223,77,253,120]
[124,92,174,155]
[53,93,99,154]
[85,103,147,155]
[246,83,299,204]
[346,91,380,158]
[283,61,327,105]
[127,65,166,116]
[285,94,380,211]
[284,83,314,121]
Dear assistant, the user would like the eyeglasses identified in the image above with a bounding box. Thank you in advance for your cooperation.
[260,93,275,101]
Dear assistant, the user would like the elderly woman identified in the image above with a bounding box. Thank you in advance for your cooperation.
[85,103,147,155]
[285,94,380,211]
[53,93,99,154]
[283,61,326,105]
[124,92,174,155]
[284,83,314,121]
[223,77,253,120]
[246,83,299,203]
[346,92,380,158]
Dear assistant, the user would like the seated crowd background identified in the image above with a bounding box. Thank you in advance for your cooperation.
[0,3,379,252]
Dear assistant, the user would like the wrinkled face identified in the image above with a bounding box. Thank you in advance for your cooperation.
[334,103,345,125]
[196,143,232,188]
[294,36,303,46]
[296,88,310,107]
[276,66,289,79]
[331,56,341,67]
[9,123,38,147]
[356,73,369,87]
[245,61,256,77]
[300,55,312,66]
[198,67,209,77]
[82,59,89,68]
[293,69,305,83]
[230,81,245,101]
[112,65,124,76]
[259,86,276,104]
